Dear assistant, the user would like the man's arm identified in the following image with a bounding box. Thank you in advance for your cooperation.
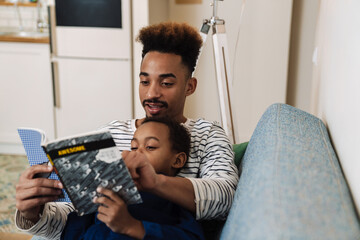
[15,164,74,238]
[154,175,195,213]
[187,122,239,220]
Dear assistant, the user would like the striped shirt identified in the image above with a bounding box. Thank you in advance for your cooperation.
[15,118,239,239]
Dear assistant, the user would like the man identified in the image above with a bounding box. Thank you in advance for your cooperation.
[15,22,239,239]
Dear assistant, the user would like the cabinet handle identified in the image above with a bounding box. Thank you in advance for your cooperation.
[48,5,57,55]
[51,61,60,108]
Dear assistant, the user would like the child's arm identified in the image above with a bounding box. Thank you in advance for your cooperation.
[94,187,145,239]
[94,187,204,240]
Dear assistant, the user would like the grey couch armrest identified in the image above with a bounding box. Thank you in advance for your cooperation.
[221,103,360,240]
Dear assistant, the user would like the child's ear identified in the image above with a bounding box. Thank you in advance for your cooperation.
[172,152,187,169]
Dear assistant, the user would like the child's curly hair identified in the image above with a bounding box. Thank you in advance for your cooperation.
[136,22,203,75]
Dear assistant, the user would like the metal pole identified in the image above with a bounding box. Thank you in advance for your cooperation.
[199,0,236,144]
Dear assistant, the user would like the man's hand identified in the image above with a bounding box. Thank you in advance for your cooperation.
[15,164,63,223]
[94,187,145,239]
[122,150,159,191]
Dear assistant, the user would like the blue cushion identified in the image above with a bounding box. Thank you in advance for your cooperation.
[221,103,360,239]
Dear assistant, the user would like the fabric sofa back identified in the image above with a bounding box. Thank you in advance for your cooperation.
[221,103,360,239]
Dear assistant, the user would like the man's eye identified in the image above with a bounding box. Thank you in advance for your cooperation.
[162,82,174,87]
[140,80,149,86]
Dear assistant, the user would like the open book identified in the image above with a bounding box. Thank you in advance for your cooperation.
[18,128,142,216]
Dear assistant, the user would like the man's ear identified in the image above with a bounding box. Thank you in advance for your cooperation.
[185,77,197,96]
[172,152,187,169]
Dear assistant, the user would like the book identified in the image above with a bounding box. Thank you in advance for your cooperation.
[18,128,142,216]
[18,128,70,202]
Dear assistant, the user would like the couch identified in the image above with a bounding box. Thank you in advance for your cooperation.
[220,103,360,239]
[28,103,360,240]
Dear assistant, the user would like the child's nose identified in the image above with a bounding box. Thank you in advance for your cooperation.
[137,146,144,153]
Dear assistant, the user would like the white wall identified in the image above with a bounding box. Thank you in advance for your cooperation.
[287,0,319,112]
[169,0,293,143]
[132,0,169,119]
[1,1,294,145]
[312,0,360,214]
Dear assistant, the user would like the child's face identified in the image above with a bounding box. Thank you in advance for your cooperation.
[131,122,182,176]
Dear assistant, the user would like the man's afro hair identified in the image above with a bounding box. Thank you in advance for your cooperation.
[136,22,203,74]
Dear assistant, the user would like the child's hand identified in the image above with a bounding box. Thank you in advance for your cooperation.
[94,187,145,239]
[122,150,159,191]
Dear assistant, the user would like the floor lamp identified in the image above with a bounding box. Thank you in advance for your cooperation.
[199,0,236,144]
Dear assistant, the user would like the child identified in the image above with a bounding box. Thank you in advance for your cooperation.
[61,117,204,240]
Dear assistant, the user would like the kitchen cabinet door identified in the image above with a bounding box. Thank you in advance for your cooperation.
[54,58,132,138]
[0,42,55,154]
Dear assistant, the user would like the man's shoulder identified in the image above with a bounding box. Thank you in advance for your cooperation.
[186,118,223,131]
[185,118,229,144]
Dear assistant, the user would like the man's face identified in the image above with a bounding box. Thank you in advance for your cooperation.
[131,121,176,176]
[139,51,196,123]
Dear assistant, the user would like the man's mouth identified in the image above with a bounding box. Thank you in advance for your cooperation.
[143,100,168,115]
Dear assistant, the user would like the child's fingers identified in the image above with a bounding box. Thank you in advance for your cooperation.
[96,187,113,199]
[95,197,124,217]
[96,208,108,222]
[96,187,125,204]
[93,192,112,206]
[97,204,110,216]
[121,150,130,159]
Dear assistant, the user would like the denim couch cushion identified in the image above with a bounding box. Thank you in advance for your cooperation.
[221,103,360,240]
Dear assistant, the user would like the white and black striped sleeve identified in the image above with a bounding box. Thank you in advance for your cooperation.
[15,200,74,239]
[186,121,239,220]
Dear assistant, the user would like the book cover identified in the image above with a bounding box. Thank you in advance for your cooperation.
[18,128,142,216]
[17,128,70,202]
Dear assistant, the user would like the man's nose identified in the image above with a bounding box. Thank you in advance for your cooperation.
[146,83,161,99]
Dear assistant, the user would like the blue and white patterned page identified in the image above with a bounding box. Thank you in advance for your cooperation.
[17,128,71,202]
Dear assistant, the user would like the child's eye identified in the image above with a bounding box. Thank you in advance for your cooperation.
[146,146,157,151]
[131,147,138,151]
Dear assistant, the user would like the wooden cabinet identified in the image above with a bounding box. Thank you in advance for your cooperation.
[0,2,38,7]
[0,42,55,154]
